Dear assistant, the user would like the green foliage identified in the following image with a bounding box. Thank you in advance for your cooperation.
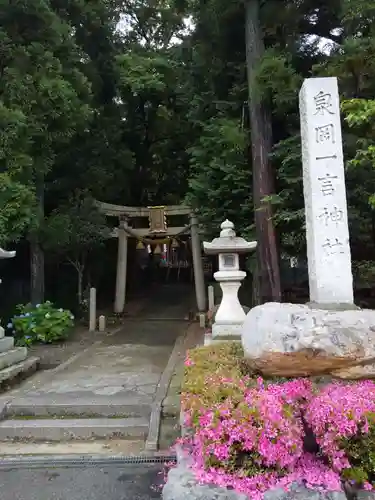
[0,0,92,176]
[186,117,252,238]
[117,52,177,94]
[44,193,111,303]
[255,49,302,114]
[44,194,110,263]
[9,301,74,347]
[340,413,375,485]
[0,173,36,245]
[271,136,306,258]
[342,99,375,207]
[2,0,375,306]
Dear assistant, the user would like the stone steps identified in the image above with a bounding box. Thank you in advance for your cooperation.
[5,396,152,419]
[0,396,152,444]
[0,417,149,441]
[0,337,14,353]
[0,357,39,384]
[0,347,27,371]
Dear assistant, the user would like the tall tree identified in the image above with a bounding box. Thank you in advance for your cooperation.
[0,0,91,303]
[245,0,281,303]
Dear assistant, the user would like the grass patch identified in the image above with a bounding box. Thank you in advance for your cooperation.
[182,342,254,416]
[182,342,331,416]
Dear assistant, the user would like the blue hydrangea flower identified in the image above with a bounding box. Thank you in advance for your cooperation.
[36,304,41,308]
[7,322,12,328]
[25,312,31,317]
[19,314,25,318]
[25,336,31,340]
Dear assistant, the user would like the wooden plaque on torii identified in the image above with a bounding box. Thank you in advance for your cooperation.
[148,206,167,234]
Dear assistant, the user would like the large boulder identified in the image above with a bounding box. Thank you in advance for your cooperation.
[241,302,375,378]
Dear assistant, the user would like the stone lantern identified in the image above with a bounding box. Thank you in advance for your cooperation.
[0,248,15,285]
[203,220,257,342]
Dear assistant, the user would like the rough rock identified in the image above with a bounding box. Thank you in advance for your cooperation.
[331,363,375,380]
[162,461,248,500]
[357,492,375,500]
[264,483,346,500]
[166,445,347,500]
[163,463,346,500]
[241,302,375,377]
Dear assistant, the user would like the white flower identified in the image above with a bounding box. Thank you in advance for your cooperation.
[45,313,50,319]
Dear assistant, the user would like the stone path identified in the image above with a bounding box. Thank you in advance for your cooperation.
[0,284,197,453]
[0,463,163,500]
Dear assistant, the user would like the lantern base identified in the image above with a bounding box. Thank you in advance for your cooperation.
[211,322,243,341]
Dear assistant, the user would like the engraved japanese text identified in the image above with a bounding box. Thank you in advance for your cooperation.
[315,123,335,144]
[313,91,335,116]
[317,173,338,196]
[322,237,345,256]
[318,206,343,226]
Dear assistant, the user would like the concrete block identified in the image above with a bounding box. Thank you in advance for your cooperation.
[0,337,14,353]
[0,357,39,384]
[0,347,27,371]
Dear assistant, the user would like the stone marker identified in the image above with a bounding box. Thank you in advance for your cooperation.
[98,315,106,332]
[199,313,205,328]
[300,77,353,307]
[89,287,96,332]
[208,285,215,311]
[241,77,375,379]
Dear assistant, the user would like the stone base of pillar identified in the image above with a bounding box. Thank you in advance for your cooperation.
[211,323,243,340]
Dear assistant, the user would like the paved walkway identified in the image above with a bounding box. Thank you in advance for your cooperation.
[0,284,196,452]
[3,320,185,408]
[5,285,193,404]
[0,463,163,500]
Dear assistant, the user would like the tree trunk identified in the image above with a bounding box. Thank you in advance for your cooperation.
[30,237,44,305]
[30,175,45,305]
[245,0,281,303]
[77,267,83,305]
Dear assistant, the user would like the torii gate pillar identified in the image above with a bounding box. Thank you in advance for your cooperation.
[114,218,128,314]
[190,214,206,312]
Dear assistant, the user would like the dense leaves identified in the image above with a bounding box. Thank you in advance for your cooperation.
[1,0,375,306]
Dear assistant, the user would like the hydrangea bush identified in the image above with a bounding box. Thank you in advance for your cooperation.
[178,344,375,499]
[8,301,74,346]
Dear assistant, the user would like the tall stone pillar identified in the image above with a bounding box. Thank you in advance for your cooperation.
[190,214,206,312]
[114,218,128,313]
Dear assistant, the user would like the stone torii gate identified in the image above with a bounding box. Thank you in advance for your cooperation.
[96,202,206,314]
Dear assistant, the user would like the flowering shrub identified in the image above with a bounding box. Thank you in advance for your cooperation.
[306,380,375,489]
[182,373,341,499]
[178,343,375,499]
[8,301,74,346]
